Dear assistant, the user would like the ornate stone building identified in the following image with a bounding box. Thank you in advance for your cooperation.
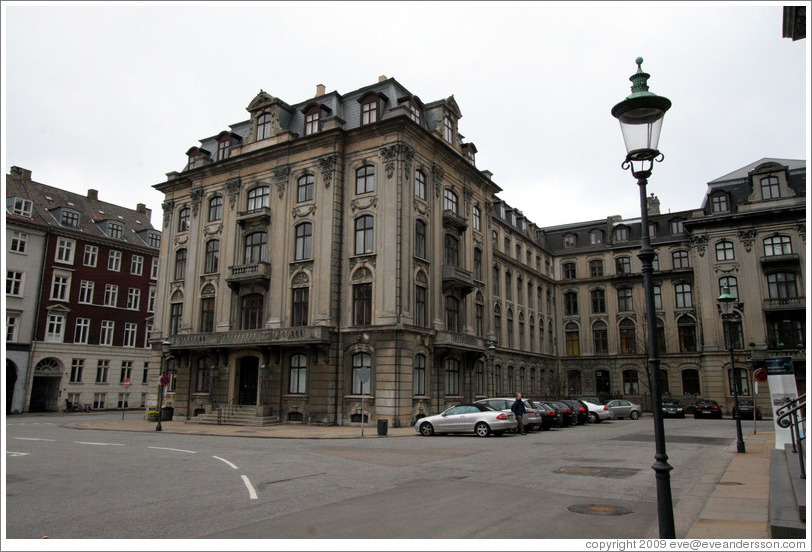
[149,75,805,426]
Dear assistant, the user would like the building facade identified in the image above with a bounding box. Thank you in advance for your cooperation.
[149,76,805,427]
[5,167,161,413]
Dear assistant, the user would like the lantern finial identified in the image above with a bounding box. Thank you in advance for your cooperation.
[629,57,652,96]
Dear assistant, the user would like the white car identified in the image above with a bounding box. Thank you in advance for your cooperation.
[581,400,615,423]
[414,404,517,437]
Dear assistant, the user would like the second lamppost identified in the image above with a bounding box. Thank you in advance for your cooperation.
[612,57,675,539]
[718,284,746,453]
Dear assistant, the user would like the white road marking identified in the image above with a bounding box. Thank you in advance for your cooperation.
[212,456,238,469]
[14,437,55,441]
[241,475,258,500]
[148,446,196,454]
[74,441,125,446]
[7,451,30,456]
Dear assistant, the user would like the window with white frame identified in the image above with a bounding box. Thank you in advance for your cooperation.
[70,359,84,383]
[107,222,123,239]
[256,113,272,140]
[50,273,70,301]
[443,116,453,142]
[473,205,481,231]
[46,313,66,342]
[123,323,137,347]
[144,321,153,348]
[131,255,144,275]
[74,318,90,344]
[672,250,689,269]
[289,354,307,394]
[104,284,118,307]
[7,270,24,296]
[247,186,269,211]
[10,231,28,253]
[120,360,133,382]
[352,353,371,394]
[764,235,792,256]
[127,288,141,310]
[108,250,122,271]
[7,315,19,341]
[715,240,735,261]
[99,321,115,346]
[61,210,80,228]
[117,393,130,409]
[93,393,106,409]
[675,283,693,308]
[84,245,98,267]
[151,258,159,279]
[55,238,75,263]
[78,280,94,304]
[8,197,33,217]
[760,176,780,199]
[148,287,157,312]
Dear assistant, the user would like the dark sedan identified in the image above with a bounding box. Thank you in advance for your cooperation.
[693,399,723,419]
[560,399,589,425]
[732,401,763,420]
[661,400,686,418]
[546,401,578,427]
[532,401,558,430]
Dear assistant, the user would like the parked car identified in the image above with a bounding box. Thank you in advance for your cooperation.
[581,400,615,423]
[474,397,542,432]
[559,399,589,425]
[415,404,516,437]
[661,400,686,418]
[532,401,560,430]
[693,399,724,419]
[732,401,763,420]
[577,396,602,405]
[606,399,642,420]
[545,401,578,427]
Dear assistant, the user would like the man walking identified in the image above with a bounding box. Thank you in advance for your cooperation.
[512,392,527,435]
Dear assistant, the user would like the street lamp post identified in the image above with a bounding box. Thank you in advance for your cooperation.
[157,338,171,432]
[487,341,496,397]
[612,57,675,539]
[718,284,746,453]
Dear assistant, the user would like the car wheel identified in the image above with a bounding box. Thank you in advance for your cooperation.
[419,422,434,436]
[589,412,600,423]
[475,422,491,437]
[630,411,640,420]
[532,424,542,432]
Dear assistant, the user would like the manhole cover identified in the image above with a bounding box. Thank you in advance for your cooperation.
[568,504,634,516]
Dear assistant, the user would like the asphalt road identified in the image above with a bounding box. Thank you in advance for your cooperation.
[4,412,775,540]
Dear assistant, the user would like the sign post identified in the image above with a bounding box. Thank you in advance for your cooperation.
[358,367,370,437]
[752,368,768,435]
[122,378,131,420]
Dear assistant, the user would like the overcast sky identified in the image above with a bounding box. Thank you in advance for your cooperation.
[2,1,809,230]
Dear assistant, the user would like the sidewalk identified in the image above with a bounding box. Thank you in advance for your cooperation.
[60,415,775,538]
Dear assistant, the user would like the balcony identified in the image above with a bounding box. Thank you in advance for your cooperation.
[442,209,468,231]
[236,207,271,227]
[760,253,800,267]
[226,262,271,290]
[169,326,332,350]
[763,296,805,311]
[442,264,475,296]
[435,331,485,353]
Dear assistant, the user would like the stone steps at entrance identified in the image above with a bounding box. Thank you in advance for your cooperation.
[195,405,280,427]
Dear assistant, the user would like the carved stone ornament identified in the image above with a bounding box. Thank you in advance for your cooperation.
[380,144,415,179]
[292,271,310,286]
[174,234,189,245]
[616,313,637,322]
[289,261,313,276]
[798,223,806,242]
[161,199,175,228]
[464,185,473,215]
[690,234,709,257]
[318,154,338,189]
[432,163,444,197]
[226,177,242,209]
[351,196,378,212]
[190,186,205,217]
[473,233,483,245]
[274,166,291,198]
[737,229,757,252]
[292,204,317,219]
[203,223,223,236]
[713,263,739,274]
[350,257,376,273]
[414,200,429,216]
[352,266,373,282]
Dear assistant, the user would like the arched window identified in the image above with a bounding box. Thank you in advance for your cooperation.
[352,353,371,394]
[592,321,608,354]
[529,316,535,352]
[204,240,219,274]
[443,189,458,214]
[678,315,696,352]
[295,222,313,260]
[356,165,375,195]
[760,175,780,199]
[518,313,525,350]
[297,175,314,203]
[568,370,582,395]
[415,220,427,259]
[623,370,639,394]
[174,249,187,280]
[247,186,269,211]
[595,370,610,394]
[256,113,272,140]
[244,232,267,264]
[565,322,580,356]
[495,364,502,395]
[507,366,514,395]
[355,215,374,254]
[530,367,537,394]
[208,195,223,222]
[240,294,264,330]
[289,354,307,394]
[493,304,502,344]
[682,369,701,395]
[445,358,460,396]
[177,207,190,232]
[519,367,526,394]
[715,240,735,261]
[413,355,426,396]
[475,293,484,337]
[619,319,636,353]
[473,205,481,231]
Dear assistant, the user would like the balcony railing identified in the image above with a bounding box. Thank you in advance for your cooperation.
[226,262,271,289]
[442,209,468,231]
[442,264,475,296]
[763,296,805,311]
[170,326,332,349]
[236,206,271,227]
[435,330,484,352]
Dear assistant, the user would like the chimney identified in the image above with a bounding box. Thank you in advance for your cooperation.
[315,84,325,97]
[136,203,147,214]
[378,75,387,82]
[10,166,32,181]
[647,193,660,215]
[87,189,98,201]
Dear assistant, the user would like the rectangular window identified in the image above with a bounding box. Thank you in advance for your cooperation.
[148,233,161,249]
[7,315,19,341]
[108,222,123,239]
[413,357,426,396]
[74,318,90,344]
[291,287,309,327]
[108,250,122,271]
[55,238,75,264]
[50,273,70,301]
[61,210,80,228]
[45,314,65,342]
[143,365,149,384]
[148,287,157,312]
[104,284,118,307]
[170,303,183,334]
[120,361,133,382]
[127,288,141,310]
[70,359,84,383]
[353,283,372,325]
[93,393,106,409]
[8,197,33,217]
[99,321,115,346]
[200,297,215,333]
[671,220,684,234]
[10,231,28,253]
[131,255,144,275]
[151,258,159,279]
[78,280,95,304]
[7,270,24,296]
[84,245,98,267]
[361,100,377,125]
[305,112,320,135]
[117,393,130,409]
[123,323,137,347]
[289,356,307,394]
[96,360,110,383]
[415,285,427,328]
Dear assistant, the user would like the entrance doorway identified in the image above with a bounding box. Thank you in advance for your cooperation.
[238,357,259,405]
[30,358,63,412]
[7,360,18,414]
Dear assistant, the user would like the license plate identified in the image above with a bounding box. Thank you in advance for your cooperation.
[701,410,712,414]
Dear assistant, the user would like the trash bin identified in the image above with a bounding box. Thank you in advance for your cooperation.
[377,418,388,436]
[161,406,174,421]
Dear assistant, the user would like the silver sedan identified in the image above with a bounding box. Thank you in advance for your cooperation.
[415,404,517,437]
[606,399,642,420]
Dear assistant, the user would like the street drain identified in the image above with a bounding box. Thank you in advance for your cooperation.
[555,466,641,479]
[568,504,634,516]
[718,481,743,485]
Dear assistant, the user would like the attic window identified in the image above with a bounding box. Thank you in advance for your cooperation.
[361,96,378,125]
[304,105,321,136]
[409,102,421,124]
[217,137,231,161]
[443,116,453,143]
[108,222,123,239]
[7,197,33,218]
[257,113,272,141]
[61,210,80,228]
[711,193,729,213]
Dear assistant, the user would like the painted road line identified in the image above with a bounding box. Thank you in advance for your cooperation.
[241,475,258,500]
[212,456,238,469]
[7,452,31,456]
[148,446,196,454]
[74,441,125,446]
[14,437,56,441]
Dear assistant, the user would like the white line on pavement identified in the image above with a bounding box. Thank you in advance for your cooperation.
[13,437,55,441]
[241,475,258,500]
[212,456,238,469]
[148,446,196,454]
[6,451,31,456]
[74,441,125,446]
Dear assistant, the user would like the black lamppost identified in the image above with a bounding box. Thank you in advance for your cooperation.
[612,57,675,539]
[718,284,746,453]
[487,341,496,397]
[156,338,171,432]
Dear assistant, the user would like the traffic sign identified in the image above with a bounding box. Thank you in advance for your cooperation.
[159,375,171,386]
[123,378,131,388]
[754,369,768,383]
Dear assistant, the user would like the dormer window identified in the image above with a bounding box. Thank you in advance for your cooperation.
[256,113,272,140]
[108,222,123,239]
[305,110,320,135]
[590,230,603,245]
[147,232,161,249]
[217,137,231,161]
[563,234,576,248]
[409,102,421,124]
[670,219,684,234]
[360,94,379,125]
[711,193,729,213]
[443,116,453,143]
[7,197,33,218]
[760,176,780,199]
[614,225,629,241]
[61,209,80,228]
